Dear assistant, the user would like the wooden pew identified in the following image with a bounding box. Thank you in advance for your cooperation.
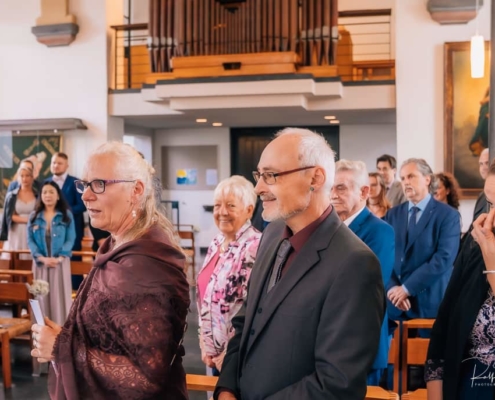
[401,388,427,400]
[185,374,398,399]
[401,319,435,394]
[0,282,33,388]
[388,322,400,393]
[0,269,33,284]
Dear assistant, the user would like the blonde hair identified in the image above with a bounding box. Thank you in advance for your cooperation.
[16,165,33,183]
[88,142,181,250]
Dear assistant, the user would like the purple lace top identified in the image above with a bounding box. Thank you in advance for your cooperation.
[425,289,495,382]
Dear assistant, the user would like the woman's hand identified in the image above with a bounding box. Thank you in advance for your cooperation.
[472,208,495,271]
[212,351,226,371]
[43,257,60,268]
[31,317,62,363]
[199,335,215,368]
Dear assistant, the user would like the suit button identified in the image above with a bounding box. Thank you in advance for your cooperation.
[398,275,401,279]
[250,329,255,335]
[257,308,262,314]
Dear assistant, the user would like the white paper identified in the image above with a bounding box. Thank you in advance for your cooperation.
[29,299,45,326]
[206,169,218,186]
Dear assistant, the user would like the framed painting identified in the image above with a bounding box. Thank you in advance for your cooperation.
[444,41,490,198]
[0,133,62,204]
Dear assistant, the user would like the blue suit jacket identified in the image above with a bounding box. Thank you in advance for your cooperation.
[383,198,460,319]
[349,207,394,370]
[46,175,86,250]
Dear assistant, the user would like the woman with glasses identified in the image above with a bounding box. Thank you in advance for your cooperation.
[27,181,75,325]
[198,176,261,388]
[30,142,190,399]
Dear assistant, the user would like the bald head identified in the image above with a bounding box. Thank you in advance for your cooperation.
[480,148,490,180]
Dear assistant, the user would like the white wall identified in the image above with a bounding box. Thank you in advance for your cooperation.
[395,1,490,230]
[339,124,397,172]
[154,128,230,248]
[0,0,124,178]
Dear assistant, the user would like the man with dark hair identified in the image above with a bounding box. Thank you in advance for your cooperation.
[46,152,86,287]
[377,154,406,207]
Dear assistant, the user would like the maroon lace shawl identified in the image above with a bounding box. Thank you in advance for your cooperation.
[48,226,190,400]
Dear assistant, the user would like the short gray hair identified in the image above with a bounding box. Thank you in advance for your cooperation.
[335,159,369,190]
[214,175,257,209]
[401,158,434,190]
[275,127,336,193]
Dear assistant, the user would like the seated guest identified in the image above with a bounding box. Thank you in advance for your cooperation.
[426,164,495,399]
[198,175,261,377]
[367,172,391,218]
[31,142,190,399]
[1,164,38,260]
[27,182,75,325]
[433,172,460,210]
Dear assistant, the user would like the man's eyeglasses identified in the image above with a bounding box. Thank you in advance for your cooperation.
[74,179,136,194]
[252,166,315,185]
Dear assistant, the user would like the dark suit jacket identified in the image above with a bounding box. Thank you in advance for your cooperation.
[473,191,487,221]
[386,181,406,207]
[349,207,395,370]
[427,233,492,399]
[46,175,86,250]
[384,198,460,319]
[215,210,385,400]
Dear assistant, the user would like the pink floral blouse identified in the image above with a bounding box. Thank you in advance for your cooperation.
[197,221,261,357]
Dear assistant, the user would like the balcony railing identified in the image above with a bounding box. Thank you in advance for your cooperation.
[110,5,394,90]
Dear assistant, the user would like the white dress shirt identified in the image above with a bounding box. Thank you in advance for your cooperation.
[52,172,68,189]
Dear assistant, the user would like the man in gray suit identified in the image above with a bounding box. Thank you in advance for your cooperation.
[377,154,407,207]
[215,128,385,400]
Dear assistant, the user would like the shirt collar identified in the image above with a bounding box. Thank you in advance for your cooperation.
[343,206,366,226]
[282,205,333,253]
[53,172,68,182]
[408,193,431,212]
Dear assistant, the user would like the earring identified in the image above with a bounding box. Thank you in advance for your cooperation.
[132,209,137,218]
[310,186,314,192]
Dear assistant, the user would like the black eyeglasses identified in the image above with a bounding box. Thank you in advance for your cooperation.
[252,166,315,185]
[74,179,136,194]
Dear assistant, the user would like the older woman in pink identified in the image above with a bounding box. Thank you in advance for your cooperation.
[197,175,261,379]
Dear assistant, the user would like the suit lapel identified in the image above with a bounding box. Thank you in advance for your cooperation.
[240,223,282,353]
[244,211,342,355]
[405,198,435,253]
[348,207,370,236]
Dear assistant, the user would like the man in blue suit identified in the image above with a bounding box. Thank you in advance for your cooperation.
[331,159,395,386]
[384,158,460,320]
[46,152,86,287]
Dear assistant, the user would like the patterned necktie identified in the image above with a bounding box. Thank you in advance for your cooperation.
[267,239,292,292]
[407,206,420,244]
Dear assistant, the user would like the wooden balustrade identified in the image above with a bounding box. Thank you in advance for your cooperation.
[146,0,337,76]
